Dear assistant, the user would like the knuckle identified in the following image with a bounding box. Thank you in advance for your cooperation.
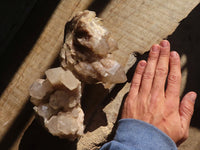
[148,56,157,61]
[131,81,140,87]
[135,68,143,75]
[155,67,168,76]
[143,71,154,80]
[149,53,158,61]
[167,74,179,84]
[170,58,179,64]
[160,49,169,57]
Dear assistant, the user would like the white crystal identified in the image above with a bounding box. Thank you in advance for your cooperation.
[45,107,84,140]
[29,79,53,105]
[45,67,81,91]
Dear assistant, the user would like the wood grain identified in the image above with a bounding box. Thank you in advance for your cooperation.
[100,0,200,66]
[0,0,199,149]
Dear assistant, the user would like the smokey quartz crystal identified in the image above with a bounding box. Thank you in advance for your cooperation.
[60,10,127,85]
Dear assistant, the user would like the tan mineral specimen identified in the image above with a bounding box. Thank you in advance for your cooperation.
[45,67,81,91]
[29,79,53,106]
[60,10,127,85]
[45,107,84,141]
[29,67,83,140]
[49,89,81,111]
[33,104,58,120]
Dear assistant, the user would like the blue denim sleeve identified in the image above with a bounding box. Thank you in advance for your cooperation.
[100,119,177,150]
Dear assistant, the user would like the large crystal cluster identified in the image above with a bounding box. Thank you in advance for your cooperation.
[60,10,127,84]
[29,10,127,141]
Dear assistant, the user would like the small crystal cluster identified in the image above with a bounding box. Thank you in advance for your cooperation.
[30,67,84,140]
[29,10,127,141]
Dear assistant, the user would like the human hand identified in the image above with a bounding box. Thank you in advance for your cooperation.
[121,40,197,145]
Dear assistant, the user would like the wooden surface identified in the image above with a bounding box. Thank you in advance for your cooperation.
[0,0,199,149]
[100,0,200,66]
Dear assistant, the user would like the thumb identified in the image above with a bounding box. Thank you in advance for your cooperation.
[180,91,197,128]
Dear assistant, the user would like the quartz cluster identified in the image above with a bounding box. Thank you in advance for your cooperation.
[30,67,84,140]
[29,10,127,141]
[60,10,127,84]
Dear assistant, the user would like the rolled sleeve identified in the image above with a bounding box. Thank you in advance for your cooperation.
[100,119,177,150]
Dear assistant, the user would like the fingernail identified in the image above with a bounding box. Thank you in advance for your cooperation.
[189,92,197,103]
[160,40,169,47]
[170,51,178,57]
[140,61,146,67]
[152,45,159,52]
